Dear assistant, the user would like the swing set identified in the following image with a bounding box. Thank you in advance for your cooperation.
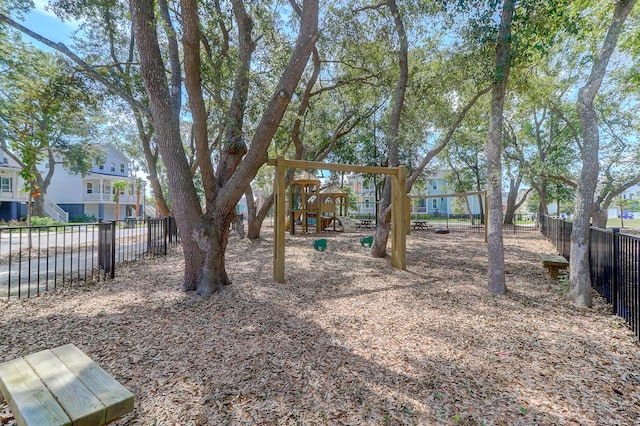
[266,156,488,283]
[267,156,408,283]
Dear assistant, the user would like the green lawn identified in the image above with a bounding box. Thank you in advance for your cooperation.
[602,218,640,229]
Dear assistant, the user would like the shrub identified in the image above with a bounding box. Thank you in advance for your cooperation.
[70,214,97,223]
[0,219,26,229]
[30,216,60,227]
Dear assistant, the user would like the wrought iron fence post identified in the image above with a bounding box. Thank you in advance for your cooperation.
[164,217,168,255]
[110,221,116,278]
[612,227,620,315]
[147,219,151,253]
[98,220,116,279]
[560,219,564,255]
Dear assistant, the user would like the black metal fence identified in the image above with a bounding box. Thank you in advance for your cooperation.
[348,212,538,234]
[539,215,572,259]
[0,216,179,299]
[540,215,640,339]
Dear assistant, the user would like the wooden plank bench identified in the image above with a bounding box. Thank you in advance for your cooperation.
[0,344,134,426]
[540,254,569,279]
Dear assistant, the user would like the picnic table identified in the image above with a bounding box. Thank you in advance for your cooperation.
[360,219,374,229]
[412,221,433,230]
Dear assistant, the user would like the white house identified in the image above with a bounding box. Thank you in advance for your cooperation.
[0,150,29,221]
[341,171,485,216]
[342,173,377,215]
[0,145,143,222]
[43,145,143,221]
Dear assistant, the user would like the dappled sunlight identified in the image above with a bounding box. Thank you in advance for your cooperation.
[1,229,638,424]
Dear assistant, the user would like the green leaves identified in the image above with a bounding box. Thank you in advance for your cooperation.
[0,41,103,197]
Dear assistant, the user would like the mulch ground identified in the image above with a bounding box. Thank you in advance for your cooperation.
[1,228,639,425]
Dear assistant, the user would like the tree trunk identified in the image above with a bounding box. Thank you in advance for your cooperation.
[131,0,208,292]
[592,205,608,228]
[486,0,515,295]
[503,176,518,224]
[135,184,141,217]
[131,0,318,297]
[569,0,636,308]
[535,182,549,226]
[32,195,45,218]
[135,115,171,217]
[371,0,407,258]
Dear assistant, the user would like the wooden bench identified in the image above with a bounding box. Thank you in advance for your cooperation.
[540,254,569,279]
[0,344,134,426]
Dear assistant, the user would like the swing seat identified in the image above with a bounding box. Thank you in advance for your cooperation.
[360,235,374,248]
[313,239,327,252]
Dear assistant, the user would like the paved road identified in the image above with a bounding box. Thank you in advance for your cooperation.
[0,225,148,255]
[0,226,166,298]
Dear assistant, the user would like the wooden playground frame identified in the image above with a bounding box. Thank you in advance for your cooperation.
[267,156,407,283]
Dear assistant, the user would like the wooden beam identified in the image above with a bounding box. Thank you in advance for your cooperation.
[273,156,286,282]
[0,357,71,426]
[24,350,106,426]
[51,345,134,424]
[266,158,398,176]
[407,190,486,199]
[391,166,407,270]
[266,157,408,281]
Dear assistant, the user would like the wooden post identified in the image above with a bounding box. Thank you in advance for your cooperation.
[391,166,407,270]
[399,166,407,269]
[273,156,286,282]
[391,175,398,267]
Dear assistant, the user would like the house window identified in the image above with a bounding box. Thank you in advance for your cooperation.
[1,177,12,193]
[86,183,93,194]
[431,199,438,209]
[110,162,116,172]
[99,164,104,170]
[365,200,370,209]
[120,163,125,173]
[431,181,437,190]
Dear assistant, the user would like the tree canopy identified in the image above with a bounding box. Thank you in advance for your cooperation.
[0,0,638,303]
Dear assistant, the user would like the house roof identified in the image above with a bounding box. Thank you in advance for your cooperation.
[293,170,320,184]
[0,149,23,170]
[321,185,347,196]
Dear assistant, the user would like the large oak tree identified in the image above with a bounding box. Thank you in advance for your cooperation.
[129,0,318,298]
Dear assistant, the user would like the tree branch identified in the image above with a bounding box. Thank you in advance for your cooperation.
[0,13,151,121]
[406,86,491,191]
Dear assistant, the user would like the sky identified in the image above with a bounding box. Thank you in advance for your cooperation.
[15,4,154,190]
[20,0,78,48]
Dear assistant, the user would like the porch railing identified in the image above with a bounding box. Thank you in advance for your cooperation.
[43,195,69,223]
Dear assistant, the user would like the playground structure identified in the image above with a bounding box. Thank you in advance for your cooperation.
[287,171,320,234]
[287,171,350,234]
[268,156,407,283]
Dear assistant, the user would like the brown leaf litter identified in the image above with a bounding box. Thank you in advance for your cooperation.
[1,228,639,425]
